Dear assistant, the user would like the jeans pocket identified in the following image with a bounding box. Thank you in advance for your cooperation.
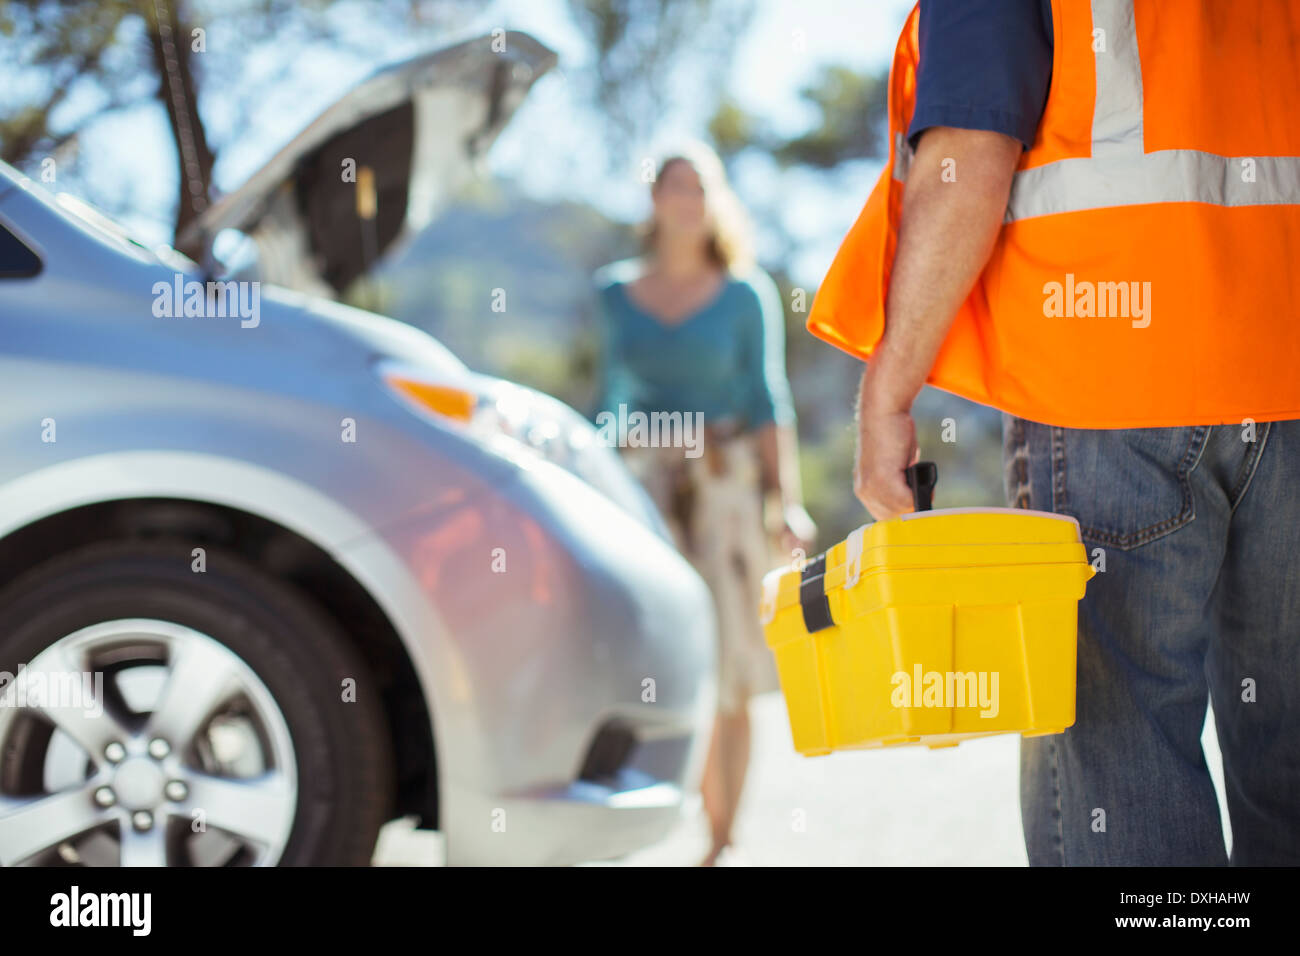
[1052,425,1209,549]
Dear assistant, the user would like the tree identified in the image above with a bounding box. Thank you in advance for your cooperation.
[0,0,475,246]
[772,64,887,169]
[0,1,144,167]
[147,0,215,246]
[708,63,888,167]
[564,0,754,168]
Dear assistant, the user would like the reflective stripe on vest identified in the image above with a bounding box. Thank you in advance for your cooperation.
[1007,0,1300,221]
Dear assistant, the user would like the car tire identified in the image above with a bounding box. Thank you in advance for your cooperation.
[0,540,393,866]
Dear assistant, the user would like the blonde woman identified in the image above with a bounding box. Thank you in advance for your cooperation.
[593,144,815,866]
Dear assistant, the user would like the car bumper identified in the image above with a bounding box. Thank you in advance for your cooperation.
[362,455,718,866]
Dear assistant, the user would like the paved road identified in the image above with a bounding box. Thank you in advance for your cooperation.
[608,692,1027,866]
[375,691,1229,866]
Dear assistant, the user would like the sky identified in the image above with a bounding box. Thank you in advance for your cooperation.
[61,0,915,287]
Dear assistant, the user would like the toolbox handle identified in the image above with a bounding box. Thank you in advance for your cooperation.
[798,552,835,634]
[905,461,938,512]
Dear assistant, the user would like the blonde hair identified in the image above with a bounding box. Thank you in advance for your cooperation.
[642,141,755,275]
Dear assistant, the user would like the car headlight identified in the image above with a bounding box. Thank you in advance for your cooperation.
[378,362,669,538]
[382,372,479,423]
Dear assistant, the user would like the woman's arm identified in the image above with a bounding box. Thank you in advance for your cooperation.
[757,421,815,546]
[745,271,816,551]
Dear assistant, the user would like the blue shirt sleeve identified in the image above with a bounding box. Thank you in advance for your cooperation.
[907,0,1054,150]
[739,269,796,429]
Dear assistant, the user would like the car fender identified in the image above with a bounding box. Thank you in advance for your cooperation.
[0,450,460,811]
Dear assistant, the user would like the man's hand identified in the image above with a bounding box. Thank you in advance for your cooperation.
[854,365,919,519]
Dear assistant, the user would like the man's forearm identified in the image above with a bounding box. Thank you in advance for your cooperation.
[853,126,1021,518]
[863,127,1022,413]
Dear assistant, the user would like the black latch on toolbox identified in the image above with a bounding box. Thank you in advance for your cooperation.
[799,552,834,634]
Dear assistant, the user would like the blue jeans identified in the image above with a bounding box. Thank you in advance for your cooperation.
[1003,416,1300,865]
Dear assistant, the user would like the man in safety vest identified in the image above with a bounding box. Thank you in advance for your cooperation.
[809,0,1300,865]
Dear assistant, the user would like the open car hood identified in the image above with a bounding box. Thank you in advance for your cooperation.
[179,31,556,294]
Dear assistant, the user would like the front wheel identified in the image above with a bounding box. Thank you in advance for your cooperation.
[0,542,393,866]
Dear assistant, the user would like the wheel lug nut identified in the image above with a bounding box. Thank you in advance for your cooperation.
[93,786,116,808]
[131,810,153,832]
[104,742,126,764]
[147,738,170,760]
[164,780,188,802]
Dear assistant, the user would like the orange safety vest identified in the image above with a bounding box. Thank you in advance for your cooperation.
[808,0,1300,429]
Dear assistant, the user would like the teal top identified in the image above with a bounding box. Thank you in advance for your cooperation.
[593,258,796,430]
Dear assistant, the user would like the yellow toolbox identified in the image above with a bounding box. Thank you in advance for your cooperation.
[760,462,1095,755]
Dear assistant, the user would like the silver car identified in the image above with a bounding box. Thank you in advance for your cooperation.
[0,32,716,867]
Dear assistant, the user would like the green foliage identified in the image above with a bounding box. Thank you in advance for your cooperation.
[706,97,756,160]
[707,63,888,168]
[773,64,887,168]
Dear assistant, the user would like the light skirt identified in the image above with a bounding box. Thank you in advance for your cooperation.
[623,436,780,712]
